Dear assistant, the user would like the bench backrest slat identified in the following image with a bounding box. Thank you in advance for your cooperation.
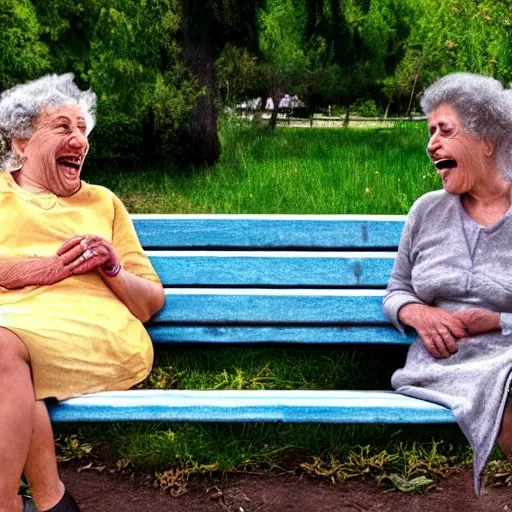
[155,290,387,324]
[148,252,395,287]
[133,216,406,250]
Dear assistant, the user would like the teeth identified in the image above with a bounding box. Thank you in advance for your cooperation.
[58,156,82,165]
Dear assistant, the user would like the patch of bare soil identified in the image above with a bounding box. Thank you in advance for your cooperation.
[59,465,512,512]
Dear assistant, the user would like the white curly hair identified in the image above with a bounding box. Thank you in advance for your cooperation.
[0,73,97,171]
[421,72,512,180]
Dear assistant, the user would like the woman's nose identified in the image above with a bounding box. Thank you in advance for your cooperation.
[69,129,88,149]
[427,132,441,154]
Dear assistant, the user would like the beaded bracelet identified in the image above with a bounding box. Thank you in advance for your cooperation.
[99,262,121,278]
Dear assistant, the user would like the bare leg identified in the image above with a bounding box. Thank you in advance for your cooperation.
[23,401,65,511]
[0,328,35,512]
[497,393,512,457]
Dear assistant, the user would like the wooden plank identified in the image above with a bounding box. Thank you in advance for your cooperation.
[154,289,388,324]
[48,390,455,423]
[148,252,395,287]
[132,215,406,250]
[147,325,414,344]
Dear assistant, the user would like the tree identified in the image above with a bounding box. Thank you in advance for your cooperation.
[257,0,309,129]
[33,0,199,164]
[178,0,263,166]
[392,0,512,112]
[0,0,50,90]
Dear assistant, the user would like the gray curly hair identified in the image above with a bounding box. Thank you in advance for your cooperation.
[420,72,512,180]
[0,73,97,172]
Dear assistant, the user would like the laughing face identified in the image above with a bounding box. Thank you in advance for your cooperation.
[14,104,89,197]
[427,104,494,196]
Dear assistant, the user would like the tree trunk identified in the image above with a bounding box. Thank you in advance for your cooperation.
[268,92,283,132]
[141,109,155,164]
[384,97,392,119]
[180,0,220,167]
[406,60,423,118]
[343,105,350,127]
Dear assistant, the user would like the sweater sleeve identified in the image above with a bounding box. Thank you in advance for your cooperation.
[500,313,512,335]
[382,212,426,332]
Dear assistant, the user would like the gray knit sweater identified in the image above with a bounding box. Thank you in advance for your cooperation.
[383,189,512,495]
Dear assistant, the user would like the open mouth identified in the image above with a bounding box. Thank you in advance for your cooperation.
[57,156,82,171]
[434,158,457,170]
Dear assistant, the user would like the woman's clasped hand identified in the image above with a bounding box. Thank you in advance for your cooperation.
[56,235,120,278]
[399,304,501,359]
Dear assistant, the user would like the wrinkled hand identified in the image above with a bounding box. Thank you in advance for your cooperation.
[452,309,500,336]
[398,304,467,359]
[56,235,119,275]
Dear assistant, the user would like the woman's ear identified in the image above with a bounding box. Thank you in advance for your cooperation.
[12,138,28,158]
[482,138,495,157]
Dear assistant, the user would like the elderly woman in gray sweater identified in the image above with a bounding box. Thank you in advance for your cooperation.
[383,72,512,495]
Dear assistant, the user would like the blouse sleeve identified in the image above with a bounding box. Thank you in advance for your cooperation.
[111,193,161,284]
[382,212,426,332]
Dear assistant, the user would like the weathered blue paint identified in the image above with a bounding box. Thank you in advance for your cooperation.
[148,254,395,287]
[147,325,416,344]
[48,390,455,423]
[133,217,405,249]
[154,290,388,324]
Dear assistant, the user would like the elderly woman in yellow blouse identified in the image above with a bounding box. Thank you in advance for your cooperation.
[0,74,165,512]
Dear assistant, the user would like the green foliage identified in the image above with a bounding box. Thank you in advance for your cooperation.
[353,99,383,117]
[83,1,198,163]
[4,0,512,166]
[0,0,50,90]
[393,0,512,105]
[21,0,199,164]
[84,122,436,215]
[215,43,259,103]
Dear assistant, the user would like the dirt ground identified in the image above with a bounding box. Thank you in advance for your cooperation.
[59,465,512,512]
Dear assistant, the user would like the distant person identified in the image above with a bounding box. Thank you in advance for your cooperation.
[278,94,291,110]
[383,72,512,495]
[0,74,165,511]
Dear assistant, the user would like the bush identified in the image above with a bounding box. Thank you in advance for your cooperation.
[352,99,383,118]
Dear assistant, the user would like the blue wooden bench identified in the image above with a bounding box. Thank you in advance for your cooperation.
[48,215,455,424]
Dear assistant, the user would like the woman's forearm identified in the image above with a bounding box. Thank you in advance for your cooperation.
[101,268,165,322]
[0,257,69,289]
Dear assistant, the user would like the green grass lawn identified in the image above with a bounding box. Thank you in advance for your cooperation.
[60,121,481,491]
[84,119,440,215]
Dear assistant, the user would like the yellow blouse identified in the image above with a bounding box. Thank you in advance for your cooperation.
[0,172,160,400]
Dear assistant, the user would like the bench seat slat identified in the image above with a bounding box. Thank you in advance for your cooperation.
[148,253,395,287]
[147,325,415,344]
[48,390,455,424]
[155,289,388,324]
[133,216,405,249]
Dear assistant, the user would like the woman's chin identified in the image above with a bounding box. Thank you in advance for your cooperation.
[56,180,81,197]
[442,181,463,195]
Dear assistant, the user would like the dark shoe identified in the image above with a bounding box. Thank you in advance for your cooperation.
[42,491,80,512]
[22,496,37,512]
